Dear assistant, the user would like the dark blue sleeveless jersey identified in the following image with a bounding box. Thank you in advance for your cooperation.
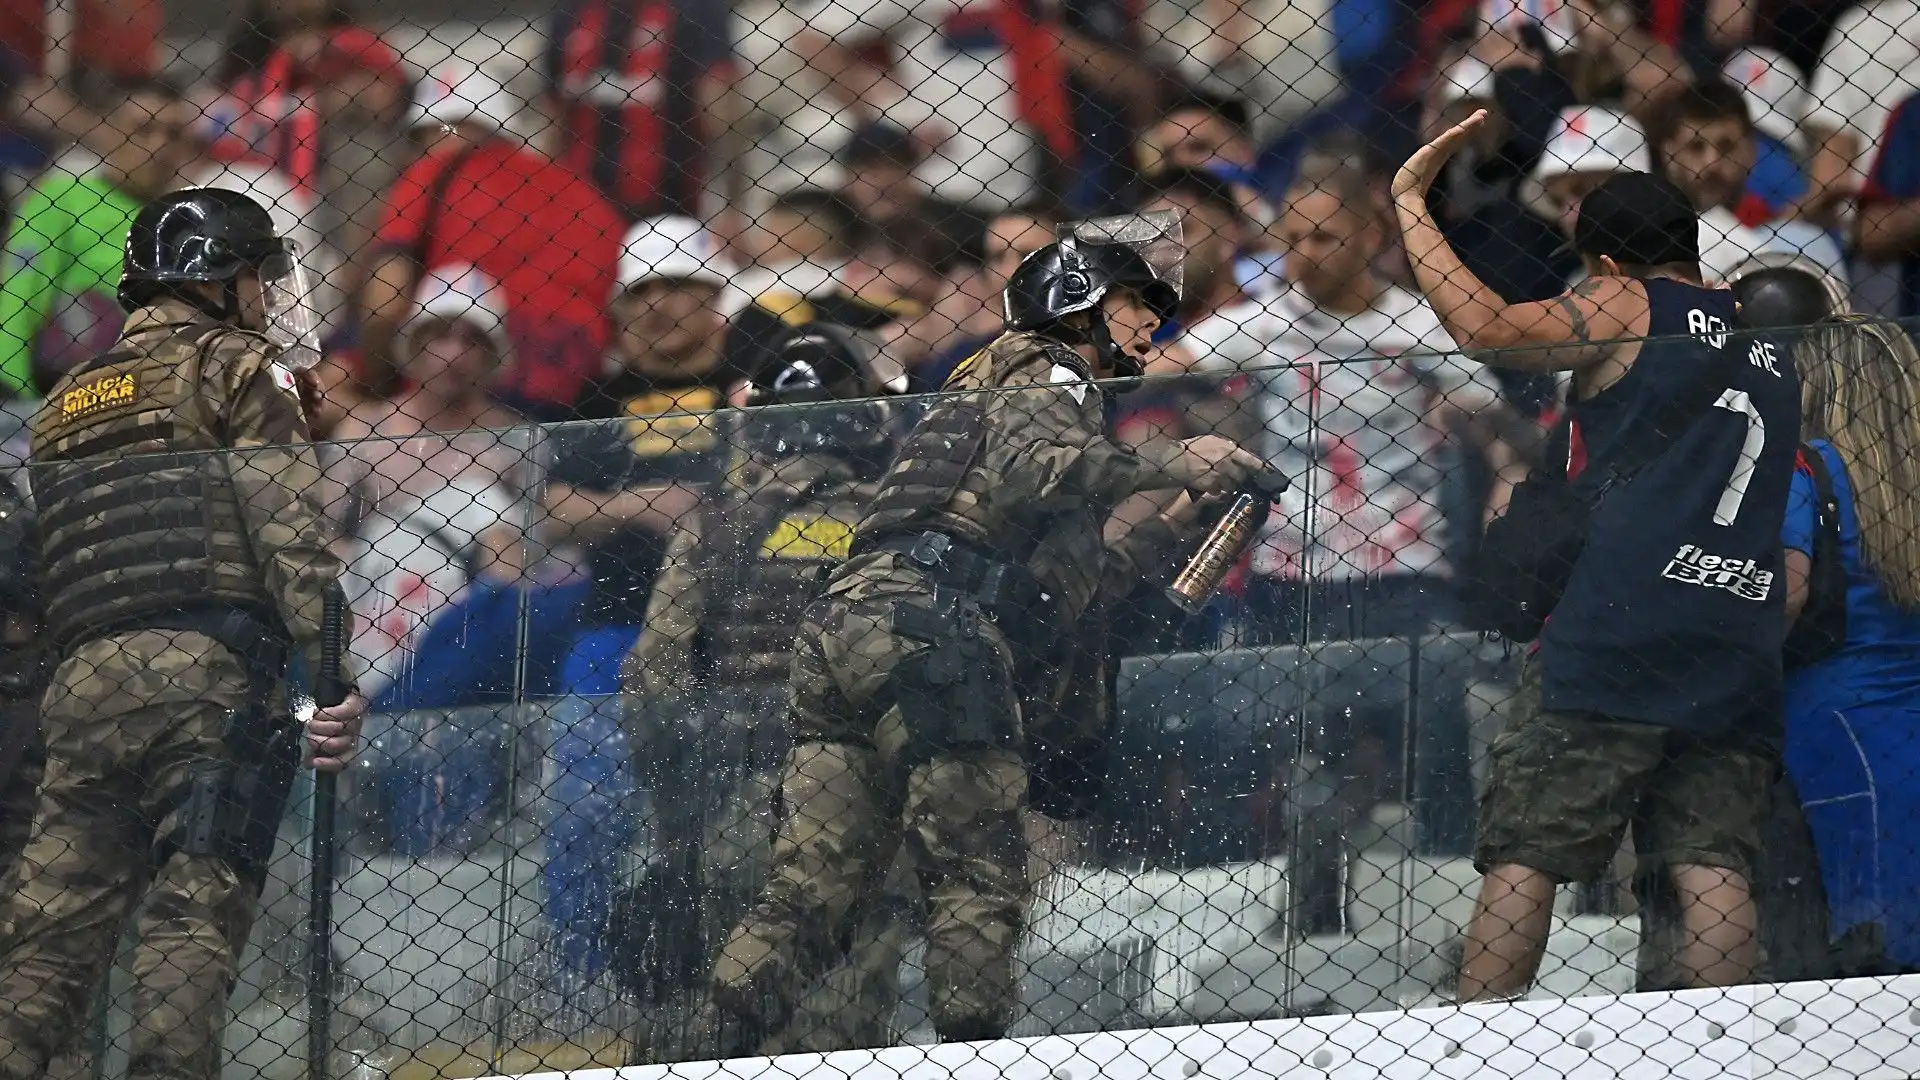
[1539,278,1801,733]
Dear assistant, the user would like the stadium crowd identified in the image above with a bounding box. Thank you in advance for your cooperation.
[1,0,1916,700]
[0,0,1918,1054]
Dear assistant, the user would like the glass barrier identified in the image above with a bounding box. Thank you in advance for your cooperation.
[17,349,1903,1079]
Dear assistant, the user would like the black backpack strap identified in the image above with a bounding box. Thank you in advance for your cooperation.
[1799,441,1840,527]
[1784,440,1850,668]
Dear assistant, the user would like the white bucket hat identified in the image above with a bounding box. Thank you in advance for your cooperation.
[406,262,513,365]
[406,66,523,134]
[1519,106,1652,220]
[1724,47,1809,153]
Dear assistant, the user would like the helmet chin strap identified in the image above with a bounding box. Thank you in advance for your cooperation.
[178,280,243,324]
[1088,318,1142,380]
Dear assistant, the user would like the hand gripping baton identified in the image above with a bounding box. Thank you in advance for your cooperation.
[309,591,349,1080]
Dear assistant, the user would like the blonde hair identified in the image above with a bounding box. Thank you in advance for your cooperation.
[1793,314,1920,611]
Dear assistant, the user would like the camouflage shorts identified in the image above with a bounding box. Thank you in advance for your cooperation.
[1474,658,1776,884]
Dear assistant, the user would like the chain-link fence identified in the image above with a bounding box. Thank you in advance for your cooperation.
[0,0,1918,1078]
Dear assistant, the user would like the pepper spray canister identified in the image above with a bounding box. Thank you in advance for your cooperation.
[1166,471,1289,613]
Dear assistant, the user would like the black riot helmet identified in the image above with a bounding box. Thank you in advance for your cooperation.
[1003,211,1183,379]
[119,188,290,314]
[119,188,324,368]
[1725,253,1850,331]
[745,322,906,406]
[738,322,907,464]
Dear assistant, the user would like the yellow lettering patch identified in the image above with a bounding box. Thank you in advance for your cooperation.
[943,349,986,389]
[761,514,855,560]
[60,373,137,418]
[624,388,721,457]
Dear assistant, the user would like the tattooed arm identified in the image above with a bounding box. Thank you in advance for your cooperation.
[1397,192,1651,373]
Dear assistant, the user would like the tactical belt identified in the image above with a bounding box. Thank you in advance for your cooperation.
[861,531,1042,625]
[66,604,290,687]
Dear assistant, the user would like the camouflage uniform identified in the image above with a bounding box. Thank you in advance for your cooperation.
[0,298,344,1080]
[624,436,916,1057]
[708,332,1225,1044]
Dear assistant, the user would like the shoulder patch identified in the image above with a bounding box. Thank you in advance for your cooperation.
[761,513,856,560]
[60,371,138,418]
[943,348,986,389]
[1049,364,1089,405]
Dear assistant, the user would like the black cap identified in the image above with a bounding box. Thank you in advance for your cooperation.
[1572,171,1699,268]
[840,121,920,168]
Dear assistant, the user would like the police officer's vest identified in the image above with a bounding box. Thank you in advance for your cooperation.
[30,318,279,655]
[696,451,883,687]
[853,332,1072,555]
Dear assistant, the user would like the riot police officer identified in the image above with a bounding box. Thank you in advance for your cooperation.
[617,323,918,1058]
[0,188,368,1080]
[701,212,1263,1052]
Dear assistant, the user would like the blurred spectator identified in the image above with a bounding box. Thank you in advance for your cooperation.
[837,121,989,258]
[1190,162,1504,641]
[722,215,934,385]
[1855,89,1920,318]
[546,0,737,220]
[729,187,861,299]
[1800,0,1920,230]
[891,233,996,390]
[1723,47,1811,218]
[1137,94,1282,287]
[1429,59,1578,310]
[0,63,49,218]
[0,76,195,399]
[779,0,1046,213]
[903,202,1061,391]
[1144,0,1342,142]
[201,24,407,197]
[60,20,413,319]
[1780,316,1920,977]
[1137,167,1251,348]
[328,264,581,709]
[362,65,626,418]
[1651,79,1846,284]
[301,31,416,308]
[543,215,745,697]
[983,201,1060,294]
[214,0,358,89]
[1517,106,1650,266]
[0,0,159,80]
[1555,0,1695,120]
[1140,93,1258,183]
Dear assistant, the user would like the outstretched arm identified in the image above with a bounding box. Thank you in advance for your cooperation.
[1392,110,1648,373]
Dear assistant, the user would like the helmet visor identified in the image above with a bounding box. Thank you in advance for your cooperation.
[1060,209,1185,304]
[258,241,322,371]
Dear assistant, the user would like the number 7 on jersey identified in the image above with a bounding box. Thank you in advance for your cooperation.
[1712,389,1764,526]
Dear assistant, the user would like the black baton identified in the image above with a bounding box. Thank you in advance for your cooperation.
[309,591,349,1080]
